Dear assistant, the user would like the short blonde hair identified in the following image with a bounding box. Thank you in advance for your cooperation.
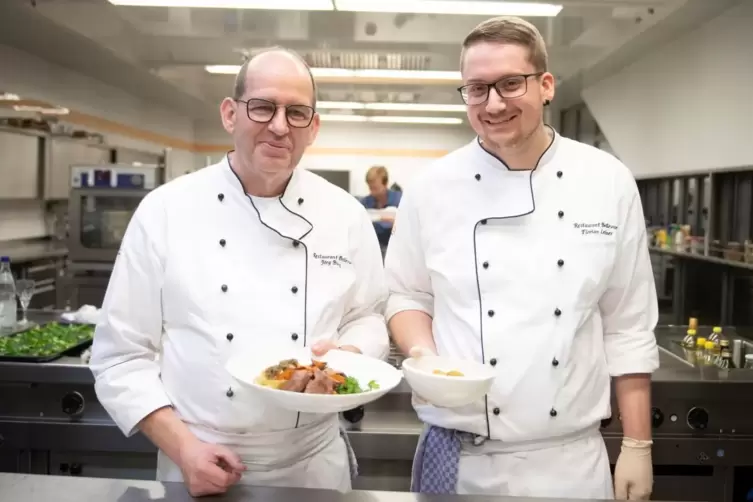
[365,165,389,185]
[461,16,548,72]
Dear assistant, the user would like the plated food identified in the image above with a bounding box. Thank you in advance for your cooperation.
[226,347,403,414]
[256,358,379,395]
[433,369,464,377]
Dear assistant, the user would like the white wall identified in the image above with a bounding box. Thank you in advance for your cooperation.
[0,44,195,241]
[194,121,475,196]
[581,1,753,178]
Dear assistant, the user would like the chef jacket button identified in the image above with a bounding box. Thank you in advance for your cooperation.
[557,259,564,267]
[475,173,481,181]
[557,171,563,178]
[219,239,226,247]
[554,308,562,316]
[550,408,558,417]
[226,333,234,341]
[297,197,304,205]
[226,388,234,398]
[481,219,488,225]
[482,261,489,269]
[490,358,497,366]
[552,358,559,367]
[218,193,225,202]
[493,407,500,416]
[558,210,564,218]
[291,333,299,341]
[291,286,299,294]
[487,309,495,317]
[293,240,300,248]
[221,284,228,293]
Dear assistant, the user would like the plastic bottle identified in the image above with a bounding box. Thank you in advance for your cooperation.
[0,257,17,329]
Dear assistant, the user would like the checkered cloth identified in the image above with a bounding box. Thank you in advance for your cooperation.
[410,426,461,494]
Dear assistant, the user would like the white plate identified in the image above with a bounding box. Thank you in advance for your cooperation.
[402,355,496,408]
[226,347,403,414]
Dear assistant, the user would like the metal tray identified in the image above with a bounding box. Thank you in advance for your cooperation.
[0,322,95,363]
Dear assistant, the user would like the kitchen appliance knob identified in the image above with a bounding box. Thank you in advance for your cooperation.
[651,407,664,428]
[61,391,85,417]
[686,407,709,430]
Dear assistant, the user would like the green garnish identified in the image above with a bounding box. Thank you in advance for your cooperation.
[336,376,363,395]
[368,380,380,390]
[0,322,94,358]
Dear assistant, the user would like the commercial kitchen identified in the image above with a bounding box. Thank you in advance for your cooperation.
[1,0,752,501]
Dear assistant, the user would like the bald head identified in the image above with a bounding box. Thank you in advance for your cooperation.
[233,47,317,108]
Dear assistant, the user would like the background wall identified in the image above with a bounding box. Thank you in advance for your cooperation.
[0,43,195,241]
[581,1,753,179]
[194,121,475,196]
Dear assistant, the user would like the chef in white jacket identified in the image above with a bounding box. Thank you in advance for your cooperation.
[89,47,389,497]
[385,16,658,501]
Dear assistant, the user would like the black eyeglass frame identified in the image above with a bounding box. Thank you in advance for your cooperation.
[457,72,545,105]
[235,98,316,128]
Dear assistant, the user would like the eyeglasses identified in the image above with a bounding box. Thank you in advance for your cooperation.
[236,98,316,128]
[457,72,544,106]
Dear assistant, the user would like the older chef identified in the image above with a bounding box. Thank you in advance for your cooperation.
[89,47,389,497]
[385,16,658,501]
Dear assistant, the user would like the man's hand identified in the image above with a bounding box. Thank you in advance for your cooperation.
[178,438,246,497]
[311,340,361,356]
[614,437,653,500]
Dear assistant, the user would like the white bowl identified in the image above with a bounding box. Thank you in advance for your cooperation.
[401,355,496,408]
[226,347,403,414]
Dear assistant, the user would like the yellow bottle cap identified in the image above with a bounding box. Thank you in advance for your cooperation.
[713,326,722,333]
[696,337,707,346]
[687,329,696,335]
[705,341,715,350]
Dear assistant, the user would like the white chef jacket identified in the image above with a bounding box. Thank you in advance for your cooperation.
[385,128,659,446]
[90,156,389,440]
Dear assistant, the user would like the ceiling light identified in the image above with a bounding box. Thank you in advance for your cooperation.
[13,105,70,115]
[108,0,332,9]
[205,65,461,83]
[0,93,21,101]
[334,0,563,16]
[320,114,462,125]
[318,101,466,112]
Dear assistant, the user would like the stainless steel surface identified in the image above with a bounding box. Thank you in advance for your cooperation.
[0,239,68,264]
[67,186,150,264]
[0,472,661,502]
[3,315,753,500]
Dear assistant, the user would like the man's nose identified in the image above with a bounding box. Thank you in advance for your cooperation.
[268,108,290,135]
[485,89,508,114]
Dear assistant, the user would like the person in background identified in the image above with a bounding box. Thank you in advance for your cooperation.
[90,47,388,497]
[360,165,402,255]
[385,16,657,501]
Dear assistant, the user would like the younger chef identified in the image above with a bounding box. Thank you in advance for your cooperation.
[90,47,389,497]
[385,16,658,501]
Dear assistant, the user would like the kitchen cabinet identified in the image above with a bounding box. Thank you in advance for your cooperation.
[44,139,111,200]
[0,130,41,200]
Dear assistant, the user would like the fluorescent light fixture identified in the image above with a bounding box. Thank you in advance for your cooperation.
[334,0,563,16]
[13,105,70,115]
[205,65,461,82]
[318,101,466,112]
[320,114,462,125]
[108,0,332,9]
[312,68,461,82]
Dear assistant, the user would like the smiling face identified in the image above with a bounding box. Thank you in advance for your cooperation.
[462,41,554,153]
[220,51,319,188]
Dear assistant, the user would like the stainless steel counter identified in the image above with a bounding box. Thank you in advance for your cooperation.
[0,239,68,264]
[0,473,675,502]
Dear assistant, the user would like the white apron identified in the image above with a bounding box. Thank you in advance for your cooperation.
[455,426,613,499]
[156,416,352,491]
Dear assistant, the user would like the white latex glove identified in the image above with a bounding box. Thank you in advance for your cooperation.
[614,437,653,500]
